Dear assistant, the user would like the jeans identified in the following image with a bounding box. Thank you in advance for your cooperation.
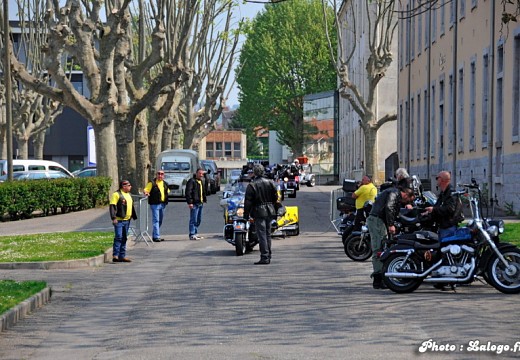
[255,217,272,261]
[113,219,130,259]
[189,203,203,237]
[150,203,166,239]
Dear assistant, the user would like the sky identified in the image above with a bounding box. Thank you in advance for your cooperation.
[226,2,265,107]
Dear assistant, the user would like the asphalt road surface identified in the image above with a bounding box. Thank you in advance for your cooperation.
[0,185,519,359]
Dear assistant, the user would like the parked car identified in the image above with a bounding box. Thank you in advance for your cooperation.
[0,170,73,182]
[201,160,220,194]
[0,159,73,177]
[73,167,97,177]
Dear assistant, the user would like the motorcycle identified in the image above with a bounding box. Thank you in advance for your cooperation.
[343,176,437,262]
[380,179,520,294]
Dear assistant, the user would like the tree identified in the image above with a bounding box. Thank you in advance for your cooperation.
[237,0,337,157]
[322,0,398,182]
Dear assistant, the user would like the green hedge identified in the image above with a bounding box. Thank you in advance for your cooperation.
[0,177,112,220]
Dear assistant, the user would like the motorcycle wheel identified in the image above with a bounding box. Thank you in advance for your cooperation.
[235,233,246,256]
[344,234,371,261]
[306,176,315,187]
[382,253,423,293]
[341,225,354,245]
[486,248,520,294]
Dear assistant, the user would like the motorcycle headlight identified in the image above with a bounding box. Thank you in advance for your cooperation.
[486,225,499,238]
[284,177,289,182]
[498,220,505,234]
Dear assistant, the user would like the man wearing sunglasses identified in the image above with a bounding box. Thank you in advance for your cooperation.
[144,170,170,242]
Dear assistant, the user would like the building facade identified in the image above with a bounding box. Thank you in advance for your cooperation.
[398,0,520,209]
[337,0,399,183]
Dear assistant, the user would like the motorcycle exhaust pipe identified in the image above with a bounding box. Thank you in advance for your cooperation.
[385,259,443,279]
[423,259,476,283]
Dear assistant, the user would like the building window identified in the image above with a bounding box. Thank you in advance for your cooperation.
[206,142,214,158]
[411,97,415,161]
[482,52,489,148]
[224,142,232,157]
[431,82,436,157]
[424,5,430,50]
[411,0,416,60]
[406,4,411,64]
[458,66,464,153]
[469,59,476,151]
[513,34,520,142]
[399,103,404,158]
[460,0,466,20]
[233,142,241,159]
[215,142,223,158]
[418,6,422,56]
[439,78,445,154]
[448,73,454,155]
[471,0,478,10]
[432,3,437,42]
[424,88,428,159]
[440,0,445,35]
[497,43,504,146]
[417,93,421,161]
[450,0,455,26]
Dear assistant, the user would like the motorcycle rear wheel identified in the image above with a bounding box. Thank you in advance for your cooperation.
[486,248,520,294]
[344,234,371,261]
[382,253,423,293]
[235,233,246,256]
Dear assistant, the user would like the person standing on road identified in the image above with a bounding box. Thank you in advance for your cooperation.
[352,175,377,229]
[366,185,415,288]
[109,180,137,263]
[143,170,169,242]
[186,168,207,240]
[244,164,279,265]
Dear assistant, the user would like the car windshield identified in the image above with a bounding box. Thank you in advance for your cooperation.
[161,162,190,172]
[231,170,241,177]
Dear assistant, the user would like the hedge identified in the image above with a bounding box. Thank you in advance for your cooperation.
[0,177,112,220]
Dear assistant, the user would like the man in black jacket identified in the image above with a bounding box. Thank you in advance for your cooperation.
[143,171,169,242]
[423,171,463,239]
[244,164,279,265]
[185,168,207,240]
[366,186,415,288]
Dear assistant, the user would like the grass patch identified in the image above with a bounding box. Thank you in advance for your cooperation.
[501,223,520,247]
[0,280,47,315]
[0,232,113,262]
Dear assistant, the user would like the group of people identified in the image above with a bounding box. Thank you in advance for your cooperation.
[108,167,208,263]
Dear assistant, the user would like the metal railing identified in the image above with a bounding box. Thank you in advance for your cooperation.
[330,188,346,234]
[130,195,153,246]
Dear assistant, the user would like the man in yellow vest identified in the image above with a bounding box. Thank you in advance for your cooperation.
[352,175,377,229]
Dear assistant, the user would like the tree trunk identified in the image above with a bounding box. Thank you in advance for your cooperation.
[33,132,45,159]
[15,138,29,159]
[364,126,379,183]
[0,126,6,159]
[115,118,137,192]
[91,121,119,194]
[135,112,149,193]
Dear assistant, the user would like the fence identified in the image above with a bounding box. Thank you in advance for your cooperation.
[129,195,153,246]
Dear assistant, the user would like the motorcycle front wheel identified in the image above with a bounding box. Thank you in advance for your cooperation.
[382,253,423,293]
[235,233,246,256]
[486,248,520,294]
[344,234,371,261]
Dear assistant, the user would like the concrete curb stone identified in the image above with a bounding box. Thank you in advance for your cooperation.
[0,287,51,332]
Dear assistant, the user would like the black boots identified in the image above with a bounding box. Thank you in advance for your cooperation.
[372,273,386,289]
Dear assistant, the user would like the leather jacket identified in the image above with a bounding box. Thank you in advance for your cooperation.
[431,184,463,229]
[244,176,278,219]
[185,176,207,205]
[369,187,402,227]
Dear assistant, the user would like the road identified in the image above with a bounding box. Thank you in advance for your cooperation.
[0,185,519,359]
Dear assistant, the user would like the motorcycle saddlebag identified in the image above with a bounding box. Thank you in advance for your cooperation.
[337,196,355,212]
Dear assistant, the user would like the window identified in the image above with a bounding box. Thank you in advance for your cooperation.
[448,73,454,155]
[411,1,416,60]
[471,0,478,10]
[439,77,445,153]
[482,52,489,148]
[215,142,223,158]
[233,142,241,159]
[224,142,232,157]
[460,0,466,20]
[411,97,415,161]
[496,43,504,146]
[469,59,476,151]
[430,82,436,157]
[432,3,437,42]
[418,6,422,56]
[424,5,430,50]
[513,33,520,142]
[458,66,464,153]
[417,93,421,160]
[450,0,455,26]
[440,0,445,35]
[406,4,411,64]
[424,88,428,159]
[206,142,214,158]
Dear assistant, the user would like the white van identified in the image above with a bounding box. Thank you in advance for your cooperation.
[156,149,200,198]
[0,159,74,177]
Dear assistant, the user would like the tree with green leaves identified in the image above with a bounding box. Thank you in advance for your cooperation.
[237,0,337,157]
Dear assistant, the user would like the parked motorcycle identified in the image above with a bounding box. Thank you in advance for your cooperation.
[343,176,437,261]
[381,179,520,294]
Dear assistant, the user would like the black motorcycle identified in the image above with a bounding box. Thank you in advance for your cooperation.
[380,179,520,294]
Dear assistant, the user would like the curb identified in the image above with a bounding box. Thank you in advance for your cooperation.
[0,287,52,332]
[0,249,112,270]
